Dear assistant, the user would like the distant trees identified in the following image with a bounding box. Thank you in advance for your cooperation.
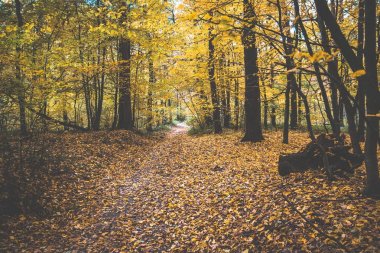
[0,0,379,196]
[1,0,179,133]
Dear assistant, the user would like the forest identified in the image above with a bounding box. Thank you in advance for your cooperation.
[0,0,379,252]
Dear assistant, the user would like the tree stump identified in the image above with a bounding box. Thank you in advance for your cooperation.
[278,134,364,178]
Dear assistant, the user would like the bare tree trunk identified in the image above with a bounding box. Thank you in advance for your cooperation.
[363,0,380,195]
[283,83,290,144]
[315,1,362,154]
[276,0,299,141]
[208,27,222,134]
[234,78,239,130]
[270,64,276,128]
[117,36,133,130]
[15,0,27,135]
[147,54,154,132]
[294,0,338,136]
[328,0,341,133]
[199,89,212,127]
[315,0,380,195]
[262,74,268,129]
[233,54,240,130]
[290,85,298,129]
[224,60,231,128]
[241,0,263,142]
[112,77,119,129]
[93,46,106,130]
[356,0,365,141]
[297,71,302,125]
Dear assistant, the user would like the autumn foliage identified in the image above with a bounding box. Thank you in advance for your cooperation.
[0,0,379,251]
[1,130,379,251]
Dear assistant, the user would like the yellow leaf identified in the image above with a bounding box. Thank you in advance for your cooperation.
[351,69,366,78]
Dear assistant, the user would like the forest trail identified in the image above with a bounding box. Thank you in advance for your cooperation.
[120,122,190,195]
[1,0,379,252]
[117,122,190,216]
[168,122,189,136]
[2,130,378,252]
[84,130,378,252]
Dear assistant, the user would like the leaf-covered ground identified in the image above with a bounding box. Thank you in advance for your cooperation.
[1,127,379,252]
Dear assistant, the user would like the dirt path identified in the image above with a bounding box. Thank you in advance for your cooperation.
[168,122,189,136]
[77,124,189,239]
[118,124,189,211]
[97,124,192,250]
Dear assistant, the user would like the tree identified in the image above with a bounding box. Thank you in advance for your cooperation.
[363,0,380,195]
[147,52,154,132]
[315,0,379,195]
[117,36,133,130]
[241,0,263,142]
[208,27,223,134]
[117,4,133,130]
[15,0,27,135]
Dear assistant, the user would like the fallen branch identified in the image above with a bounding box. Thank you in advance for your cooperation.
[6,94,87,131]
[28,106,87,131]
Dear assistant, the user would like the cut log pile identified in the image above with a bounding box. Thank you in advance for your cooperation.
[278,134,364,178]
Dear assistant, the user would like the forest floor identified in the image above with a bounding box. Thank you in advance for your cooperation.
[0,126,379,252]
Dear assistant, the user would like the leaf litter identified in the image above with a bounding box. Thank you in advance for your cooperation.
[1,130,379,252]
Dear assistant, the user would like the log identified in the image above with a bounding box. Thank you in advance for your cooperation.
[278,134,364,177]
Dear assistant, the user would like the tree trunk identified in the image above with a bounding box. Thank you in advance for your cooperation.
[224,80,231,128]
[234,78,240,130]
[63,110,69,131]
[297,71,303,125]
[328,1,341,134]
[270,64,276,128]
[224,60,231,128]
[117,37,133,130]
[271,107,276,128]
[15,0,27,135]
[317,13,360,150]
[208,28,222,134]
[283,83,290,144]
[147,55,154,132]
[363,0,380,195]
[93,46,106,130]
[290,85,298,129]
[294,0,338,136]
[112,78,119,129]
[356,0,365,141]
[276,0,299,140]
[315,1,363,154]
[241,0,263,142]
[315,0,380,195]
[262,74,268,129]
[199,89,212,127]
